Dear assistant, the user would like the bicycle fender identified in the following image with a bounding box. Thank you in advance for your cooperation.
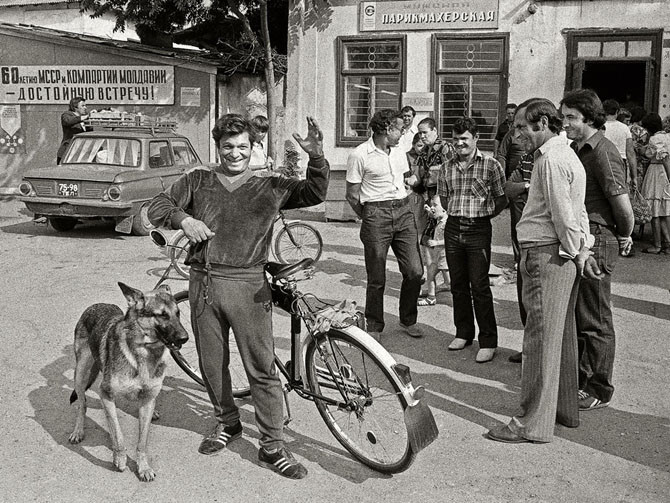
[303,325,421,407]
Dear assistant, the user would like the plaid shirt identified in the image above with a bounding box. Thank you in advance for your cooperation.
[437,149,506,217]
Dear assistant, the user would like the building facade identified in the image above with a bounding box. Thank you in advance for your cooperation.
[285,0,670,217]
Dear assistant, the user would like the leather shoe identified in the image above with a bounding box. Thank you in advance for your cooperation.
[448,338,472,350]
[399,323,423,338]
[476,348,496,363]
[508,351,522,363]
[486,424,531,444]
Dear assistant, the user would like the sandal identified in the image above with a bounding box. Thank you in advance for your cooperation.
[418,296,436,306]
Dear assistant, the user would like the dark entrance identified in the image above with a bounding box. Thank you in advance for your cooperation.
[581,60,647,109]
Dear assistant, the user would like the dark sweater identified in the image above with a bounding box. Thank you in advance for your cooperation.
[148,156,329,268]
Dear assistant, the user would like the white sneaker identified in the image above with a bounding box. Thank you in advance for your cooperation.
[448,338,472,351]
[476,348,496,363]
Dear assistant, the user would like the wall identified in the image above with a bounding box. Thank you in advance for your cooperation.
[286,0,670,171]
[0,29,216,192]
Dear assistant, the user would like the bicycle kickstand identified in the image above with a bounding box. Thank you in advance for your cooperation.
[282,386,293,426]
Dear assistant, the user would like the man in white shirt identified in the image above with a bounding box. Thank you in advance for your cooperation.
[602,99,638,188]
[346,109,424,340]
[487,98,601,444]
[398,105,419,153]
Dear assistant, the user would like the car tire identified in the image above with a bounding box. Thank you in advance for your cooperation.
[131,204,155,236]
[49,217,77,232]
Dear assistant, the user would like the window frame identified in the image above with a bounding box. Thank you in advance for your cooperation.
[336,34,407,147]
[431,33,509,152]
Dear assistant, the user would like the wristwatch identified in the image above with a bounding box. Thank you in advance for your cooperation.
[524,182,531,191]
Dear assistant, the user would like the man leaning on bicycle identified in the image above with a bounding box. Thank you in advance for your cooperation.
[148,114,329,479]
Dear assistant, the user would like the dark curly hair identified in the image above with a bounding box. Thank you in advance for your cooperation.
[452,117,479,136]
[641,113,663,136]
[516,98,563,134]
[560,89,606,129]
[211,114,259,147]
[369,109,403,135]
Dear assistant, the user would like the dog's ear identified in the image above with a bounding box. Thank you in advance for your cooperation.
[118,282,145,309]
[157,284,172,295]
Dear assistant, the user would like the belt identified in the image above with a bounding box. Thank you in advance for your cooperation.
[365,197,408,208]
[448,215,491,224]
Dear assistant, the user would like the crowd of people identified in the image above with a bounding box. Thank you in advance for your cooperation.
[345,87,669,445]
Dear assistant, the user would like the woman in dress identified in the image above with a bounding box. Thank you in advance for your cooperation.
[629,106,650,187]
[640,113,670,254]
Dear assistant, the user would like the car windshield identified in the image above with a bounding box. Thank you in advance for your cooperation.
[63,138,141,167]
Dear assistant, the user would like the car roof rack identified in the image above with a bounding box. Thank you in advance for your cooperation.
[84,113,178,134]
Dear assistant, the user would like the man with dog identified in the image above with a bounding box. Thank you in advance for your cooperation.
[148,114,328,479]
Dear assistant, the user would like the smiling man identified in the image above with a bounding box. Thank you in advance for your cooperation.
[148,114,328,479]
[438,117,506,363]
[487,98,600,444]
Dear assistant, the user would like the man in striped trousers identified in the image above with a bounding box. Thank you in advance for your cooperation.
[487,98,602,443]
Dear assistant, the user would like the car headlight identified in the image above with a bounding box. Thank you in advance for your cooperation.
[104,185,122,201]
[18,181,34,196]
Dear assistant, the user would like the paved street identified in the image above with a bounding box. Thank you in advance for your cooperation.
[0,197,668,503]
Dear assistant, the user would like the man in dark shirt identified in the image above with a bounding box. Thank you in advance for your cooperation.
[57,96,89,163]
[493,103,517,157]
[560,90,634,411]
[148,115,328,479]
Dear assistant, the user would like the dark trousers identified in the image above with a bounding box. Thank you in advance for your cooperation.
[360,200,423,332]
[189,269,285,451]
[576,224,619,402]
[445,216,498,348]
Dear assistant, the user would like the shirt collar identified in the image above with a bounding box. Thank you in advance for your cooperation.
[535,134,566,159]
[366,136,388,155]
[573,130,604,152]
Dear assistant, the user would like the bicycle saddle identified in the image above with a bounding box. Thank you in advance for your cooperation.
[265,258,314,281]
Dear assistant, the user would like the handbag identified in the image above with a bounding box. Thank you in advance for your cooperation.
[420,217,437,246]
[631,188,652,225]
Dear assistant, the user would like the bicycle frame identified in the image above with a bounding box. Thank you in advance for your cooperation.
[267,268,426,412]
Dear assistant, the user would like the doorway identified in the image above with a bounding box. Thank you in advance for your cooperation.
[581,60,646,110]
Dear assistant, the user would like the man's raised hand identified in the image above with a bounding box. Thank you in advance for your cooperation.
[292,116,324,158]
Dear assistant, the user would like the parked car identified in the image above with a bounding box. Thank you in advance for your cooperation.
[17,118,202,235]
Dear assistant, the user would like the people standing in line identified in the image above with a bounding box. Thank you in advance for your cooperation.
[630,106,651,184]
[148,115,328,479]
[639,113,670,254]
[345,109,424,341]
[487,98,601,444]
[602,99,638,190]
[493,103,517,157]
[398,105,419,152]
[249,115,274,170]
[503,152,534,363]
[560,89,635,411]
[57,96,89,164]
[439,117,507,363]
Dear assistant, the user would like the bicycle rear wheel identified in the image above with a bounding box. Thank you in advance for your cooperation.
[171,291,251,398]
[304,329,415,473]
[168,232,191,279]
[274,222,323,264]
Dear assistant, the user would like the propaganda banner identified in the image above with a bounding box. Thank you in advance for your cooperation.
[0,66,175,105]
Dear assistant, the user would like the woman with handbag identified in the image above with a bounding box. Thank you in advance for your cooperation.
[640,113,670,254]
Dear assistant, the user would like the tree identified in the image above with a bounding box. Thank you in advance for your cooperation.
[81,0,287,161]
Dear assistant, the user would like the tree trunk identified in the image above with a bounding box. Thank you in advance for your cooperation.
[259,0,276,162]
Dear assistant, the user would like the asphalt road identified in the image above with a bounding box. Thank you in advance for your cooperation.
[0,198,668,503]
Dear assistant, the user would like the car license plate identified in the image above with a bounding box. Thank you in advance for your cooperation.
[58,183,79,197]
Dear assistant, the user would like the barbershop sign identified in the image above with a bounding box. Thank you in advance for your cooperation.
[360,0,499,31]
[0,65,174,105]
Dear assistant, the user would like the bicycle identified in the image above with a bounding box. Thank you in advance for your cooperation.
[160,255,438,473]
[155,210,323,279]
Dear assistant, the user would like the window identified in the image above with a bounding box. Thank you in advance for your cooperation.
[63,137,141,167]
[433,34,508,151]
[337,35,405,146]
[171,140,198,166]
[149,141,171,168]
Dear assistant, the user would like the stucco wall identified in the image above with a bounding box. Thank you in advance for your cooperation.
[0,30,216,192]
[286,0,670,170]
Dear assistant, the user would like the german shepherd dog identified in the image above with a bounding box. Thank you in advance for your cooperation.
[68,283,188,482]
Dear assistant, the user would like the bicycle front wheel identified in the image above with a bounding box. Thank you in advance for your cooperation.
[168,231,191,279]
[305,329,415,473]
[171,291,251,398]
[274,222,323,264]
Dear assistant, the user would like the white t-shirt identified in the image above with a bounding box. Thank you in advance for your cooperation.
[398,124,418,154]
[603,120,632,160]
[346,137,409,203]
